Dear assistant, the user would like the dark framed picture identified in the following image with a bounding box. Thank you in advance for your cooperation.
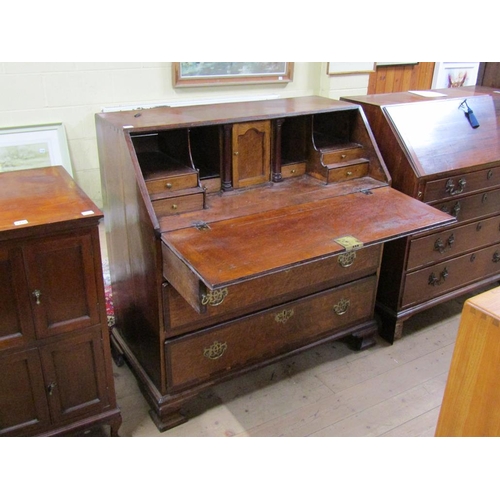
[173,62,294,87]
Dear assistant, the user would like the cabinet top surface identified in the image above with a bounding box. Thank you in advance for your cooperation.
[0,166,102,238]
[95,96,359,131]
[342,86,499,107]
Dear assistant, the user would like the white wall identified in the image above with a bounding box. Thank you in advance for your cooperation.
[0,62,371,207]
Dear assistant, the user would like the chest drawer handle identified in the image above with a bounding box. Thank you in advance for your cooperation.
[487,169,493,180]
[434,234,455,254]
[440,202,461,218]
[275,309,294,324]
[445,178,466,196]
[428,268,449,286]
[333,298,350,315]
[493,252,500,263]
[201,288,228,307]
[338,251,356,267]
[203,341,227,360]
[166,182,173,189]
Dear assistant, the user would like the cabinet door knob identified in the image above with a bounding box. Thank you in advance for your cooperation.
[32,289,42,305]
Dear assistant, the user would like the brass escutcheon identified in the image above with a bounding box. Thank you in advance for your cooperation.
[333,298,350,315]
[201,288,228,306]
[203,340,227,360]
[338,251,356,268]
[275,309,294,324]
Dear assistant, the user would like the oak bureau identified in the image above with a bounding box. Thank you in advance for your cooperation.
[95,96,452,431]
[343,86,500,342]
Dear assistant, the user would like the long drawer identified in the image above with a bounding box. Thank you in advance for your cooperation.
[165,275,377,390]
[407,214,500,271]
[163,244,382,336]
[402,244,500,308]
[433,187,500,223]
[423,165,500,203]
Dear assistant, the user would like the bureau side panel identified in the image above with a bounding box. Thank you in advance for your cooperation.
[96,117,164,390]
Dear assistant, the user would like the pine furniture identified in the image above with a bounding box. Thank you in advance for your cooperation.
[435,286,500,436]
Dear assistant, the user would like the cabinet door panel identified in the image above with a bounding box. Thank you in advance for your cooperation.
[0,349,49,436]
[24,232,100,339]
[0,246,36,350]
[232,121,271,188]
[40,327,108,424]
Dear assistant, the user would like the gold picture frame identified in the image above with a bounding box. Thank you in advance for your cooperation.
[173,62,294,87]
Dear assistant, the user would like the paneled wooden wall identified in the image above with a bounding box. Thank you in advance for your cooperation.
[477,62,500,87]
[367,62,435,94]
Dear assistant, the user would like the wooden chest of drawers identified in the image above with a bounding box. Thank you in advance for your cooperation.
[343,86,500,342]
[96,96,452,431]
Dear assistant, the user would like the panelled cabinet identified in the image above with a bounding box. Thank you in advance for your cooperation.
[343,86,500,342]
[0,167,121,437]
[96,96,452,431]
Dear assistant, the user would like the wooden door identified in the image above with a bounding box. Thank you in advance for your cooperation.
[0,245,36,350]
[232,120,271,188]
[23,231,101,339]
[39,327,108,425]
[0,349,50,436]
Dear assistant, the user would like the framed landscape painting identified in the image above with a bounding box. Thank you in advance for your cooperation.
[0,123,73,176]
[173,62,294,87]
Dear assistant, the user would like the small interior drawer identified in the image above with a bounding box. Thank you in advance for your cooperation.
[322,145,364,165]
[152,191,205,216]
[146,171,199,195]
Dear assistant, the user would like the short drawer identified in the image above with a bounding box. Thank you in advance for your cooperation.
[322,146,364,165]
[402,244,500,308]
[281,162,306,179]
[423,166,500,203]
[433,187,500,224]
[407,214,500,271]
[165,275,377,390]
[162,243,382,325]
[152,192,205,216]
[326,160,369,183]
[146,171,199,196]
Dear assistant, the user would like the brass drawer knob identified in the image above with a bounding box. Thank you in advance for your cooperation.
[166,182,173,189]
[203,341,227,360]
[171,204,178,210]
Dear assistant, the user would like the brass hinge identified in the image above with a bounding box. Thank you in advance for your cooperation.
[193,221,211,231]
[334,235,364,251]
